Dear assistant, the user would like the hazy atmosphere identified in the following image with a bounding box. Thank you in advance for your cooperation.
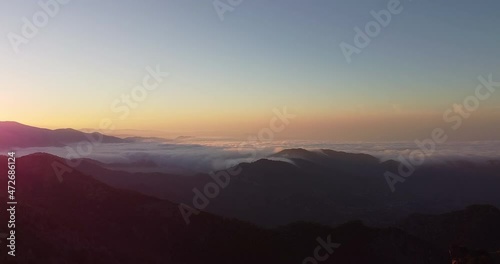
[1,0,499,140]
[1,1,499,263]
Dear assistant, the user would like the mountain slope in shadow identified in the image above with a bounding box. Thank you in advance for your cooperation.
[190,149,500,227]
[399,204,500,252]
[72,148,500,228]
[0,153,448,264]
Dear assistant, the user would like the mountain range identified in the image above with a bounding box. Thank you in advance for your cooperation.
[0,121,126,149]
[0,153,457,263]
[1,122,499,263]
[73,148,500,228]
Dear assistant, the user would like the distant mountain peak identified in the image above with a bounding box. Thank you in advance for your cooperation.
[0,121,126,149]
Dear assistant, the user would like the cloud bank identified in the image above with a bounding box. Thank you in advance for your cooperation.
[12,139,500,175]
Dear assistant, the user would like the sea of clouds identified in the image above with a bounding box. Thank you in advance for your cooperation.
[12,138,500,175]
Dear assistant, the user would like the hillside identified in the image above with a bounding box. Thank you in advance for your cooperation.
[0,153,448,263]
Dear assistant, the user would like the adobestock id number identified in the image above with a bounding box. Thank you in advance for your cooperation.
[6,151,17,257]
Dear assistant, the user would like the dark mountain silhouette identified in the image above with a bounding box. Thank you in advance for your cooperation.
[76,148,500,228]
[0,153,449,263]
[0,121,126,149]
[271,148,380,167]
[399,204,500,252]
[202,150,406,227]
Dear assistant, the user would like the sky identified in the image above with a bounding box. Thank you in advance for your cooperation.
[1,0,499,141]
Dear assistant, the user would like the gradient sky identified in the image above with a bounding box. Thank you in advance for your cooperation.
[1,0,499,141]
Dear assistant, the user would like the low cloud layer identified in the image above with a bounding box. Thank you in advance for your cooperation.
[12,139,500,175]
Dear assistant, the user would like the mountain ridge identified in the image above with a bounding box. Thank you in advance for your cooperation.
[0,153,453,263]
[0,121,126,149]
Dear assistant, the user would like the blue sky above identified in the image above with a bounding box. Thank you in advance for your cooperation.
[1,0,499,140]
